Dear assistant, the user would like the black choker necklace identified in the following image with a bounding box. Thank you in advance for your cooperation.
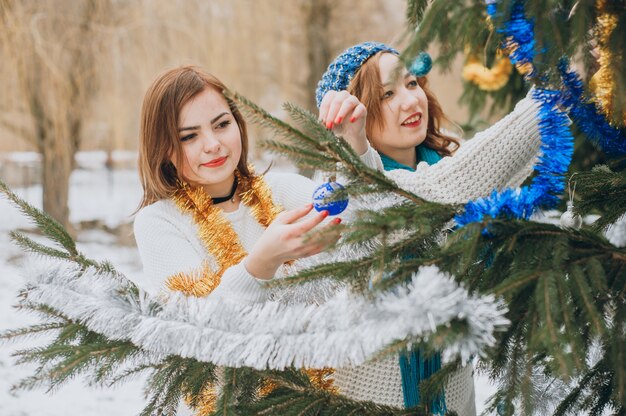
[211,176,239,204]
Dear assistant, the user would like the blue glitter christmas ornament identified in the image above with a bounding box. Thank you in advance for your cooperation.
[409,52,432,77]
[312,182,349,216]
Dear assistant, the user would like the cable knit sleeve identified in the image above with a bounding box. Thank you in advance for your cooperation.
[365,96,543,204]
[265,171,318,211]
[312,143,384,184]
[211,263,267,303]
[133,202,266,303]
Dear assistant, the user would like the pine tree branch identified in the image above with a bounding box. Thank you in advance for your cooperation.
[282,102,429,206]
[569,265,606,337]
[142,356,217,416]
[244,368,419,416]
[437,217,626,414]
[12,336,141,393]
[14,301,73,323]
[260,139,338,171]
[10,230,75,262]
[1,179,123,277]
[0,322,67,342]
[554,271,586,370]
[228,90,430,206]
[108,361,161,387]
[405,0,429,30]
[221,367,239,414]
[271,200,454,293]
[575,161,626,231]
[0,179,77,255]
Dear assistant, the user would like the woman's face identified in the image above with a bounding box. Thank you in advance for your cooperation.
[369,53,429,156]
[172,87,242,196]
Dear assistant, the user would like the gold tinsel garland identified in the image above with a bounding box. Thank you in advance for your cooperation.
[258,368,338,398]
[167,169,281,297]
[166,261,220,297]
[166,169,336,413]
[462,53,513,91]
[169,169,283,414]
[463,10,531,92]
[590,0,625,127]
[191,385,218,416]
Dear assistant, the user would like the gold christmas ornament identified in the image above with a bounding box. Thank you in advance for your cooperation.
[462,52,513,91]
[590,0,625,127]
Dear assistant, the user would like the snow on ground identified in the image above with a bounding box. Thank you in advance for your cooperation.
[0,152,497,415]
[0,164,146,416]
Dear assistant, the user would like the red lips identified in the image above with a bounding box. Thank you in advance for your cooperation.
[401,112,422,128]
[201,156,227,168]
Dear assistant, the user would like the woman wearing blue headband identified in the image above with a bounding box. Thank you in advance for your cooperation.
[317,42,544,415]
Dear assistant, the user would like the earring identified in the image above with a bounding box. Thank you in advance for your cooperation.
[560,175,582,229]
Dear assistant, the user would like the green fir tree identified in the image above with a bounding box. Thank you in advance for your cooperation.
[1,1,626,415]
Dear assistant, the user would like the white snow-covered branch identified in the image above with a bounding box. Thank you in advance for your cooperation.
[605,213,626,248]
[23,262,508,370]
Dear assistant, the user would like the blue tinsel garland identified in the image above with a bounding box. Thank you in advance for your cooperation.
[558,61,626,156]
[456,1,574,226]
[457,89,573,226]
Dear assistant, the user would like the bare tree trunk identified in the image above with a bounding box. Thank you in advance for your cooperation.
[0,0,107,231]
[305,0,331,111]
[41,135,73,230]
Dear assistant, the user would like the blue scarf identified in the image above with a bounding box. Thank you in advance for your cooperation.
[379,145,443,171]
[379,145,446,414]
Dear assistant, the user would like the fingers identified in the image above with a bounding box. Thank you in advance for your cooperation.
[272,201,343,258]
[300,217,342,247]
[325,92,347,128]
[334,95,362,125]
[289,209,330,236]
[318,91,336,128]
[280,217,343,261]
[277,204,314,224]
[319,91,364,129]
[349,103,367,124]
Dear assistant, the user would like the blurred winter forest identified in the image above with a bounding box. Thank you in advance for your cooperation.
[0,0,478,230]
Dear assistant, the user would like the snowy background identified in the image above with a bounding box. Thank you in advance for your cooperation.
[0,152,497,415]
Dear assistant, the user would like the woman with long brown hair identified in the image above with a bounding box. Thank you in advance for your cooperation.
[133,66,343,303]
[316,41,545,416]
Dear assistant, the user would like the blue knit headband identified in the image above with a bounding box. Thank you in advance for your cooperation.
[316,42,397,108]
[315,41,432,108]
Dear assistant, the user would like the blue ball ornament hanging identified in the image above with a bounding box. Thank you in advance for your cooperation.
[409,52,432,77]
[312,182,349,216]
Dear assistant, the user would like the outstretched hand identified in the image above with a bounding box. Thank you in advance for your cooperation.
[319,90,369,155]
[245,204,342,279]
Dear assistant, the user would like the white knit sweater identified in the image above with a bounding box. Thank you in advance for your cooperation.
[367,96,542,204]
[134,95,541,415]
[331,96,542,416]
[133,171,322,302]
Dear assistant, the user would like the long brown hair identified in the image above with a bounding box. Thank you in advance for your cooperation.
[137,66,251,209]
[348,52,460,156]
